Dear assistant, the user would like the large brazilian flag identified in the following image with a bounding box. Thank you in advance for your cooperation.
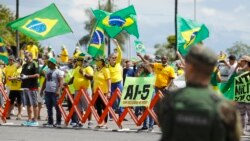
[177,16,209,56]
[92,5,139,38]
[7,3,72,40]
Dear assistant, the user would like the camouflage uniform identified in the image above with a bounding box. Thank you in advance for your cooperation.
[157,46,241,141]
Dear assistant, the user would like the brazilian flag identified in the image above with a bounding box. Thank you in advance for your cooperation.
[92,5,139,38]
[177,16,209,56]
[7,3,72,40]
[87,24,105,58]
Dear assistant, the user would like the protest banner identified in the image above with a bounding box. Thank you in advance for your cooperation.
[120,76,155,107]
[234,71,250,102]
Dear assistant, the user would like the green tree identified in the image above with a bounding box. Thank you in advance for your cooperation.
[0,4,35,47]
[79,0,128,51]
[226,41,250,58]
[154,35,176,62]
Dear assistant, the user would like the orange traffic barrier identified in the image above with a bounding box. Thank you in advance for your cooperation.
[0,84,10,123]
[58,86,163,128]
[57,85,82,125]
[114,89,163,127]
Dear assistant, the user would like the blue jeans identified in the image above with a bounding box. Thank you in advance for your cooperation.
[45,91,61,125]
[143,91,156,128]
[143,114,154,128]
[111,81,124,116]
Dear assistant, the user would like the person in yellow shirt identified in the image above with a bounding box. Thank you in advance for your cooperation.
[60,45,69,63]
[93,55,111,128]
[137,53,175,94]
[66,53,94,127]
[4,56,16,93]
[73,47,81,59]
[26,42,39,60]
[107,39,124,118]
[7,58,23,120]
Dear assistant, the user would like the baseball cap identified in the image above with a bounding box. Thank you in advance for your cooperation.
[48,57,57,65]
[240,55,250,62]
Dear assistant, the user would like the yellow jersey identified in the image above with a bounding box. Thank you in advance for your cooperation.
[27,45,39,59]
[4,64,17,87]
[10,67,22,90]
[108,45,122,83]
[153,63,175,88]
[93,67,110,94]
[73,66,94,90]
[60,49,69,63]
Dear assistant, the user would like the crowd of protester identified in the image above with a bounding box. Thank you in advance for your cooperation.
[0,39,249,134]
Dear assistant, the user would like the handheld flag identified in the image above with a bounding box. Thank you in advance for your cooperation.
[177,16,209,56]
[92,5,139,38]
[7,3,72,40]
[87,25,105,57]
[134,40,146,55]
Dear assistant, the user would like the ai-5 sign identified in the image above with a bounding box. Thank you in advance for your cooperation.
[234,71,250,103]
[120,77,155,107]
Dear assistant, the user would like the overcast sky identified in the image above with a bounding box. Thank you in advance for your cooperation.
[2,0,250,58]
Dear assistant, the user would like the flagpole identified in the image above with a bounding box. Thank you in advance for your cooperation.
[72,32,82,51]
[194,0,196,20]
[175,0,178,50]
[128,0,131,59]
[16,0,20,58]
[107,0,111,56]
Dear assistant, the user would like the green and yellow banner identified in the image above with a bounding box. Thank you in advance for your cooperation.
[234,71,250,103]
[120,77,155,107]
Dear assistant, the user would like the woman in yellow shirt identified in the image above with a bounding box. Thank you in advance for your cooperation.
[93,56,111,128]
[107,39,124,118]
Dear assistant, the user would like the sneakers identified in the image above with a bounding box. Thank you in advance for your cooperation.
[138,126,148,131]
[73,123,83,128]
[53,124,62,128]
[95,124,108,129]
[88,121,93,128]
[29,121,39,127]
[148,127,153,132]
[43,123,61,128]
[43,123,54,128]
[22,120,31,126]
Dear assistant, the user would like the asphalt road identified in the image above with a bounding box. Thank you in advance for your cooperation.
[0,126,161,141]
[0,106,250,141]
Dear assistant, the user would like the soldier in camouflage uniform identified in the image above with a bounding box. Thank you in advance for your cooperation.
[157,45,241,141]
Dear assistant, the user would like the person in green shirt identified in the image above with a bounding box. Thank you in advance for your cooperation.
[157,45,241,141]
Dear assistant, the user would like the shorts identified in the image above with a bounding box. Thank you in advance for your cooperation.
[37,92,44,104]
[9,90,23,105]
[75,88,92,111]
[23,89,38,106]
